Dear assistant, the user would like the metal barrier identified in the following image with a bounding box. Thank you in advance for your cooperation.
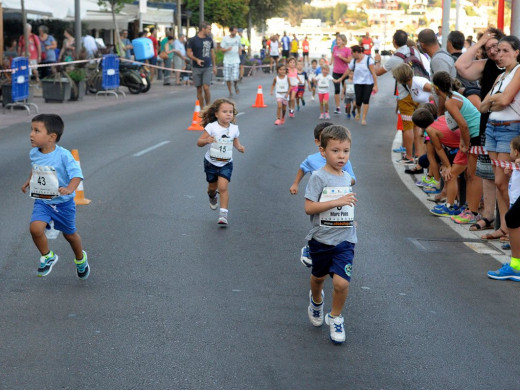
[97,54,125,99]
[3,57,39,115]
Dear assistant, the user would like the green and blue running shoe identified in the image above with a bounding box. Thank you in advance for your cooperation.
[74,251,90,280]
[430,203,463,217]
[487,263,520,281]
[37,250,58,277]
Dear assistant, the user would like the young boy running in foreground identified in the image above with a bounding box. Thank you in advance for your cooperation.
[304,125,357,344]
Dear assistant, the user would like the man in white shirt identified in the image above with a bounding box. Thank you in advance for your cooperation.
[220,26,242,97]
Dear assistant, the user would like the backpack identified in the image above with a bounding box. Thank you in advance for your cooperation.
[352,56,370,72]
[394,47,430,80]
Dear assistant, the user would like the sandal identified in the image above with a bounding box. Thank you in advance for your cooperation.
[500,234,510,243]
[481,228,507,240]
[469,217,494,231]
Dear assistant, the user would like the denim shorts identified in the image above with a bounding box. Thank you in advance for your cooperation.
[31,199,77,235]
[485,120,520,153]
[204,158,233,183]
[308,239,355,282]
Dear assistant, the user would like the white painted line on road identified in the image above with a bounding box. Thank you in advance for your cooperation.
[236,112,245,117]
[134,141,171,157]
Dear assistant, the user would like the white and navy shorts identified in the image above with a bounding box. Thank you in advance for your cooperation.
[223,63,239,81]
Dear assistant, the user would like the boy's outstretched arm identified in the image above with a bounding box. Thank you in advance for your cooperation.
[304,193,357,215]
[290,168,305,194]
[59,177,82,195]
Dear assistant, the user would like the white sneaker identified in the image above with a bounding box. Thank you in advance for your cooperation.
[218,209,228,225]
[307,290,324,327]
[325,313,345,344]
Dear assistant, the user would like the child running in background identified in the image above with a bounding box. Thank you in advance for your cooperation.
[290,121,357,267]
[308,59,319,101]
[296,59,308,111]
[316,64,333,119]
[270,65,289,125]
[304,125,358,344]
[196,98,246,226]
[21,114,90,279]
[488,135,520,281]
[287,57,299,118]
[344,75,355,119]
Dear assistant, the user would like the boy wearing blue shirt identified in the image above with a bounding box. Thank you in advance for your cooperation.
[21,114,90,279]
[304,125,357,344]
[290,122,356,267]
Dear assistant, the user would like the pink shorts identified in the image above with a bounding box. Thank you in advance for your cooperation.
[276,97,288,105]
[318,93,329,104]
[453,150,468,165]
[290,86,298,93]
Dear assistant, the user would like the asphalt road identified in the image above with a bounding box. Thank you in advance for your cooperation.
[1,74,519,390]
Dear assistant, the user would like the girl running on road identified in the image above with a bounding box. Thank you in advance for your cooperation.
[287,57,299,118]
[270,65,290,125]
[197,98,246,226]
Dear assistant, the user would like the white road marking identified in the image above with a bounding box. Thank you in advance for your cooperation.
[133,141,170,157]
[236,112,245,117]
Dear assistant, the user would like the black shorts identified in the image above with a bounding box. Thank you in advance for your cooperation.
[332,72,344,95]
[282,49,290,58]
[506,196,520,229]
[303,52,309,58]
[354,84,374,106]
[470,135,481,147]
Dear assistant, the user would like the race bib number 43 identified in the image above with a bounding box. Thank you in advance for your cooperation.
[30,165,59,199]
[210,137,233,162]
[319,186,354,227]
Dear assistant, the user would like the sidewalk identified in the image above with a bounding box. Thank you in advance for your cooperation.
[1,77,210,130]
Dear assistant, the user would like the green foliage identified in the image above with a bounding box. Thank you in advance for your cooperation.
[67,67,86,82]
[186,0,249,28]
[97,0,133,13]
[464,6,478,16]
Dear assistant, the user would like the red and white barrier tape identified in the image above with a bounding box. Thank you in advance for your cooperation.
[469,145,520,170]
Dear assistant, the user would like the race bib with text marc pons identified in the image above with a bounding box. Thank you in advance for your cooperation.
[319,186,354,227]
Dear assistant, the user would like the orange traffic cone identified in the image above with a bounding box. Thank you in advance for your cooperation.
[188,100,204,131]
[396,113,403,131]
[71,149,91,205]
[252,85,267,108]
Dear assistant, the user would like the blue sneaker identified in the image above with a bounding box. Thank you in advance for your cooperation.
[325,313,345,344]
[346,113,351,119]
[423,186,441,194]
[393,146,406,153]
[487,263,520,281]
[300,246,312,267]
[430,203,462,217]
[74,250,90,280]
[307,290,324,327]
[37,250,59,277]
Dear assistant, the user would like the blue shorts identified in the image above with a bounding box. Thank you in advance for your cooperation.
[149,56,157,66]
[30,199,77,235]
[204,158,233,183]
[485,120,520,153]
[308,238,355,282]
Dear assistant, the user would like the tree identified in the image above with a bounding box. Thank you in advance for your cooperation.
[186,0,249,28]
[97,0,133,56]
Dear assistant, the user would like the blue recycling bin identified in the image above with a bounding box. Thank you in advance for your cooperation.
[11,57,30,102]
[102,54,120,90]
[132,38,154,61]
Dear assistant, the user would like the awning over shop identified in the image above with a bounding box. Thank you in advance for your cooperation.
[1,0,86,19]
[122,4,174,26]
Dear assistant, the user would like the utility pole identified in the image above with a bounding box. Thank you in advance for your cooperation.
[0,0,4,62]
[455,0,460,31]
[199,0,204,23]
[75,0,81,58]
[176,0,182,37]
[441,0,450,49]
[512,0,520,37]
[22,0,29,57]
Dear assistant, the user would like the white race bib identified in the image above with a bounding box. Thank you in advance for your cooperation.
[30,165,59,199]
[445,111,459,131]
[319,186,354,227]
[363,44,370,50]
[345,81,354,94]
[210,137,233,162]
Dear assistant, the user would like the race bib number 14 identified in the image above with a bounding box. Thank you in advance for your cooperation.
[319,186,354,227]
[30,165,59,199]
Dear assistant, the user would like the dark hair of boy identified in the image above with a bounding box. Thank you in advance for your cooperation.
[511,135,520,153]
[32,114,64,142]
[320,125,352,148]
[314,121,334,140]
[411,108,435,129]
[311,59,317,64]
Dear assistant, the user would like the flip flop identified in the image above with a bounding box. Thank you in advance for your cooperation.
[469,217,494,231]
[481,228,507,240]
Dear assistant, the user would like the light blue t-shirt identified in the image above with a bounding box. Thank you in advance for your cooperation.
[305,168,358,246]
[29,145,83,204]
[300,152,356,184]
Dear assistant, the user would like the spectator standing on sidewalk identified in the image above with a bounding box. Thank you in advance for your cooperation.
[172,34,187,85]
[187,22,217,108]
[18,23,41,84]
[38,26,57,79]
[58,29,75,62]
[160,35,175,86]
[119,30,133,60]
[221,26,242,97]
[238,28,250,80]
[147,28,159,81]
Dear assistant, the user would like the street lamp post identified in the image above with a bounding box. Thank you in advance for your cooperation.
[75,0,81,58]
[199,0,204,23]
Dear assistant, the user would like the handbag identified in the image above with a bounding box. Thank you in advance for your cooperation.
[159,51,169,60]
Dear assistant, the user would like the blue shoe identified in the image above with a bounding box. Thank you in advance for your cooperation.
[300,246,312,267]
[75,250,90,280]
[302,98,306,106]
[423,186,441,194]
[325,313,345,344]
[38,251,59,277]
[487,263,520,281]
[393,146,406,153]
[346,113,351,119]
[430,203,462,217]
